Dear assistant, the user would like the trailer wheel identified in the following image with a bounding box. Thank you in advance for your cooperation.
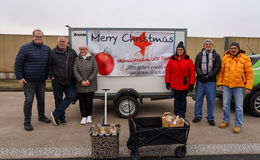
[175,146,186,158]
[115,96,139,118]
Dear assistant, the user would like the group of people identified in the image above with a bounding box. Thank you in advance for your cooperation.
[165,40,253,134]
[15,29,97,131]
[15,29,253,134]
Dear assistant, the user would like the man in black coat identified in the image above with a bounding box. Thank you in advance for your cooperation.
[49,36,77,125]
[15,29,51,131]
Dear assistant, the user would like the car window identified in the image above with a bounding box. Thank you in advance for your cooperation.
[250,56,260,65]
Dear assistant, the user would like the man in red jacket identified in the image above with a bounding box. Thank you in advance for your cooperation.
[165,41,195,118]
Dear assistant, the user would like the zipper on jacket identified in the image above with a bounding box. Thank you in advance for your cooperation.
[65,52,70,85]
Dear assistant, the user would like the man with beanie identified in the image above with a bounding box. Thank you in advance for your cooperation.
[217,42,253,134]
[15,29,51,131]
[165,41,195,118]
[192,39,221,126]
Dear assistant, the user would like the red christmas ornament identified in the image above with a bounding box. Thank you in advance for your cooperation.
[95,48,114,75]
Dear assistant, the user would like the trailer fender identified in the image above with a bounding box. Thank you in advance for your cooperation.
[113,88,143,104]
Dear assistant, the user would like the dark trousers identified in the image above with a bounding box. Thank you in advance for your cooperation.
[172,90,188,118]
[51,80,76,119]
[78,92,94,117]
[23,81,46,123]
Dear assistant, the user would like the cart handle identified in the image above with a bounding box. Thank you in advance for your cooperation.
[102,89,110,125]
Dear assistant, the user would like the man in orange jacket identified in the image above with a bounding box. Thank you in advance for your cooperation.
[217,42,253,134]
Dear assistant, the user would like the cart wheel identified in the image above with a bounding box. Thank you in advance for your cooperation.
[127,140,134,150]
[130,150,141,160]
[115,96,139,118]
[175,146,186,158]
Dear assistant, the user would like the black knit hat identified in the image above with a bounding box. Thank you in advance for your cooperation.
[176,41,186,53]
[229,42,240,50]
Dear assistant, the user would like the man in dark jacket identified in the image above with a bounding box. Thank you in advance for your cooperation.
[192,39,221,126]
[49,36,77,125]
[15,29,51,131]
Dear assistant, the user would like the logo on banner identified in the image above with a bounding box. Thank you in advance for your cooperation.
[131,32,152,56]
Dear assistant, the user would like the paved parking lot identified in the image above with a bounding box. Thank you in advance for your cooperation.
[0,92,260,159]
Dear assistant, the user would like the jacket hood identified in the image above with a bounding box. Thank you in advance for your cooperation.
[54,45,75,54]
[78,53,93,59]
[224,49,246,56]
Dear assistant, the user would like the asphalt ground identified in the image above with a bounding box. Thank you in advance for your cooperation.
[0,92,260,159]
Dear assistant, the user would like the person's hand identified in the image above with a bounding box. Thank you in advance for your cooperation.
[244,88,251,95]
[81,80,90,86]
[166,83,170,90]
[189,84,194,91]
[18,78,26,87]
[85,80,90,86]
[217,86,223,92]
[81,81,87,86]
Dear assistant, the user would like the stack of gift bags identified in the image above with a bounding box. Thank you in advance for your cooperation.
[161,112,184,127]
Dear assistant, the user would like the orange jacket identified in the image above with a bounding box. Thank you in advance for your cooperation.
[217,50,253,89]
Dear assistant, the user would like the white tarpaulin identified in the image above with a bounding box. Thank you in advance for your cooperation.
[71,29,186,77]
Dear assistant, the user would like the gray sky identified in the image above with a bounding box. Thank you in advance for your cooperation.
[0,0,260,37]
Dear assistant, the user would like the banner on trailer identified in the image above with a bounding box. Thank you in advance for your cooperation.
[71,30,186,76]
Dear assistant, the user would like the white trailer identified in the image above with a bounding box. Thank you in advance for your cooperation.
[68,27,187,118]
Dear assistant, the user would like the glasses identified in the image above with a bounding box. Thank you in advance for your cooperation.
[230,47,238,50]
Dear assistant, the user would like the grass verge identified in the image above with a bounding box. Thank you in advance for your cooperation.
[0,80,52,91]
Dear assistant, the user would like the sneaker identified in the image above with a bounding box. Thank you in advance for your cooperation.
[219,122,229,128]
[233,126,241,134]
[50,112,60,126]
[80,117,87,125]
[38,116,51,123]
[86,116,92,123]
[208,120,216,126]
[60,118,66,125]
[24,123,33,131]
[192,117,201,123]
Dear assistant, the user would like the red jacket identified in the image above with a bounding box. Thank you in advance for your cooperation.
[165,54,195,90]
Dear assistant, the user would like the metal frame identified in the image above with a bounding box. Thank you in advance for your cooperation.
[67,27,187,51]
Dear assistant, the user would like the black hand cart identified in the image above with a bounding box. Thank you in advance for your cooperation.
[127,116,190,160]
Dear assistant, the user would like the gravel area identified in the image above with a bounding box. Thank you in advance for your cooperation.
[1,143,260,159]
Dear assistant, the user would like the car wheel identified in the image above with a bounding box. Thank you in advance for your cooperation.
[115,96,139,118]
[248,91,260,116]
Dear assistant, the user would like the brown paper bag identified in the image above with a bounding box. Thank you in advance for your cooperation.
[162,112,176,127]
[170,116,184,127]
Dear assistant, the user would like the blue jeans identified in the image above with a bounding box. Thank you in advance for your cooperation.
[172,90,188,118]
[194,81,216,120]
[23,81,46,123]
[52,80,76,119]
[222,86,244,127]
